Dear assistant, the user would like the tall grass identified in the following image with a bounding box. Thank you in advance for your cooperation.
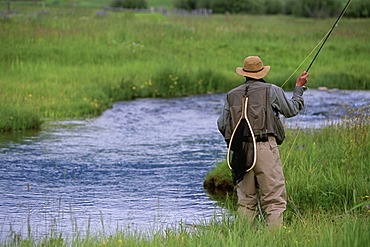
[2,209,369,246]
[1,5,369,131]
[205,107,370,216]
[205,125,370,215]
[198,110,370,247]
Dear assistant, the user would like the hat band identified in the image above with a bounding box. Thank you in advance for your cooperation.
[243,68,264,73]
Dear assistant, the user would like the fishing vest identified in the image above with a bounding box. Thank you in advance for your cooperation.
[225,80,285,144]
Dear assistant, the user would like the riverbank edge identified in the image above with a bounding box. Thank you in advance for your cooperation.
[203,121,369,213]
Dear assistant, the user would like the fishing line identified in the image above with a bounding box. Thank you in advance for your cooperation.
[282,87,311,166]
[281,0,352,163]
[226,1,353,177]
[306,0,353,72]
[280,30,330,88]
[281,0,353,88]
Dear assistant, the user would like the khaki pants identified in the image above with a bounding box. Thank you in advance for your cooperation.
[236,136,286,228]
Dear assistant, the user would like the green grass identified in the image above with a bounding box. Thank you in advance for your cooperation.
[196,112,370,247]
[0,5,369,132]
[205,108,370,215]
[2,209,369,246]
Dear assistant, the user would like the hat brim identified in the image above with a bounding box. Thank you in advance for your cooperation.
[236,66,270,79]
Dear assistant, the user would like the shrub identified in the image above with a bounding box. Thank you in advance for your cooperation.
[285,0,342,18]
[110,0,147,9]
[174,0,196,10]
[173,0,365,18]
[345,0,370,17]
[265,0,285,15]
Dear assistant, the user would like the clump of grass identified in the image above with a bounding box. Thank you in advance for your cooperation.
[203,159,233,191]
[0,104,42,131]
[147,68,229,98]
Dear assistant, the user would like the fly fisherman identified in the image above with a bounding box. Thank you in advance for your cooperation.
[217,56,309,228]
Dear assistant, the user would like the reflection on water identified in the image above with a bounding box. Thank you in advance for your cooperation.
[0,90,369,238]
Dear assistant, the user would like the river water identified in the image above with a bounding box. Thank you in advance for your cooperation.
[0,89,369,239]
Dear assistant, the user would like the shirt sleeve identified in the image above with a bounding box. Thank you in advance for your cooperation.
[217,94,230,137]
[270,85,305,118]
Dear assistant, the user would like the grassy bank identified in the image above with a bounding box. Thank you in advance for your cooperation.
[1,5,369,131]
[204,108,370,215]
[205,125,370,213]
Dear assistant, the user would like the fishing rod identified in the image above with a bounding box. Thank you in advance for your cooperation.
[281,0,353,165]
[306,0,352,72]
[281,0,352,88]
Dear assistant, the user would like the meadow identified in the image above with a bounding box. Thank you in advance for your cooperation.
[0,4,369,131]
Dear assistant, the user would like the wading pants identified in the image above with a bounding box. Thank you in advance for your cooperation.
[236,136,286,228]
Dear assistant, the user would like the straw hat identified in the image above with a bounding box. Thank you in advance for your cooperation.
[236,56,270,79]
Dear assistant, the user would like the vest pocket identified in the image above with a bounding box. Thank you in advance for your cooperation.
[230,105,242,130]
[273,115,285,145]
[248,104,266,134]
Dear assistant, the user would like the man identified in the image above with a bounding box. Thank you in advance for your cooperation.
[217,56,309,228]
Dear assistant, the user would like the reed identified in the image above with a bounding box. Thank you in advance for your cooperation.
[1,5,369,132]
[2,210,369,246]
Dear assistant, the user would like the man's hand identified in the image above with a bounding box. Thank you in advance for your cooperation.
[296,71,309,87]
